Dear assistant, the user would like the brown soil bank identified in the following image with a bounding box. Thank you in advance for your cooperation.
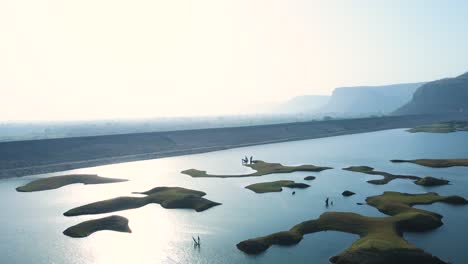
[2,113,468,179]
[237,192,468,264]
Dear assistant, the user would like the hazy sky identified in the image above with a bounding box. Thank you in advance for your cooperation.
[2,0,468,121]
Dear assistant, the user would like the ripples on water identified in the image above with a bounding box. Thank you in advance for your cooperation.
[1,129,467,264]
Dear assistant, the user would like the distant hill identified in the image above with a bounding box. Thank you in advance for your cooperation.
[318,83,425,115]
[394,73,468,115]
[272,95,330,114]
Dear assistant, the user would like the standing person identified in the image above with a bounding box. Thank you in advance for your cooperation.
[197,235,200,246]
[250,156,253,164]
[325,197,329,207]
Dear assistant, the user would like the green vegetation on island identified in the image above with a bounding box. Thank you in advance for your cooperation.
[64,187,221,216]
[63,215,131,238]
[181,160,332,178]
[391,158,468,168]
[343,166,448,186]
[237,191,467,264]
[16,174,128,192]
[245,180,310,193]
[407,121,468,133]
[415,177,450,186]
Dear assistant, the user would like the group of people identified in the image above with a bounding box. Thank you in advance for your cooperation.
[242,156,254,165]
[325,197,334,208]
[192,236,201,247]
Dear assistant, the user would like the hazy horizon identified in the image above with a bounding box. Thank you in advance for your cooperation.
[2,0,468,121]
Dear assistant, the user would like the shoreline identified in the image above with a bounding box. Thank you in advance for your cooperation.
[2,114,468,179]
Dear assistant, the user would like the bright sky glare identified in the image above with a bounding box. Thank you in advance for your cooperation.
[1,0,468,121]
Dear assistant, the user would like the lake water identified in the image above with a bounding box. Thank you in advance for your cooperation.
[1,129,467,264]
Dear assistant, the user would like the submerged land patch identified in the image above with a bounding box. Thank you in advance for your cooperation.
[391,158,468,168]
[237,191,467,264]
[63,215,131,238]
[182,160,332,178]
[343,166,448,186]
[64,187,221,216]
[16,174,128,192]
[407,121,468,133]
[245,180,310,193]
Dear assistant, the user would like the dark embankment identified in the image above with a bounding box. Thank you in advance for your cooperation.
[2,114,468,179]
[63,215,131,238]
[16,174,127,192]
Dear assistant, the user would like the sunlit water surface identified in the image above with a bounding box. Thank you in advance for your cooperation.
[1,129,468,264]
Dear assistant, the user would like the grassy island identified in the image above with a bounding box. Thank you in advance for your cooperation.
[64,187,221,216]
[407,121,468,133]
[391,158,468,168]
[237,191,467,264]
[245,180,310,193]
[63,215,131,238]
[182,160,332,178]
[16,174,128,192]
[415,177,450,186]
[343,166,448,186]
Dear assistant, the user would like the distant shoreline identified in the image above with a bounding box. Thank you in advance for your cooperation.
[2,113,467,179]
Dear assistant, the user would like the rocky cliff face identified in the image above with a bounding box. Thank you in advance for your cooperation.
[394,73,468,115]
[319,83,424,115]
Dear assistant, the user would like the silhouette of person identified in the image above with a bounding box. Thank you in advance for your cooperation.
[250,156,253,164]
[292,191,296,195]
[325,197,329,207]
[197,236,200,246]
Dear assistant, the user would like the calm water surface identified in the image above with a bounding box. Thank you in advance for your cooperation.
[1,129,467,264]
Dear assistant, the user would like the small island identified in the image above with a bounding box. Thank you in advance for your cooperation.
[415,176,450,186]
[182,160,332,178]
[304,176,316,181]
[237,191,467,264]
[343,166,448,186]
[245,180,310,193]
[64,187,221,216]
[342,190,355,197]
[391,158,468,168]
[63,215,131,238]
[407,121,468,133]
[16,174,128,192]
